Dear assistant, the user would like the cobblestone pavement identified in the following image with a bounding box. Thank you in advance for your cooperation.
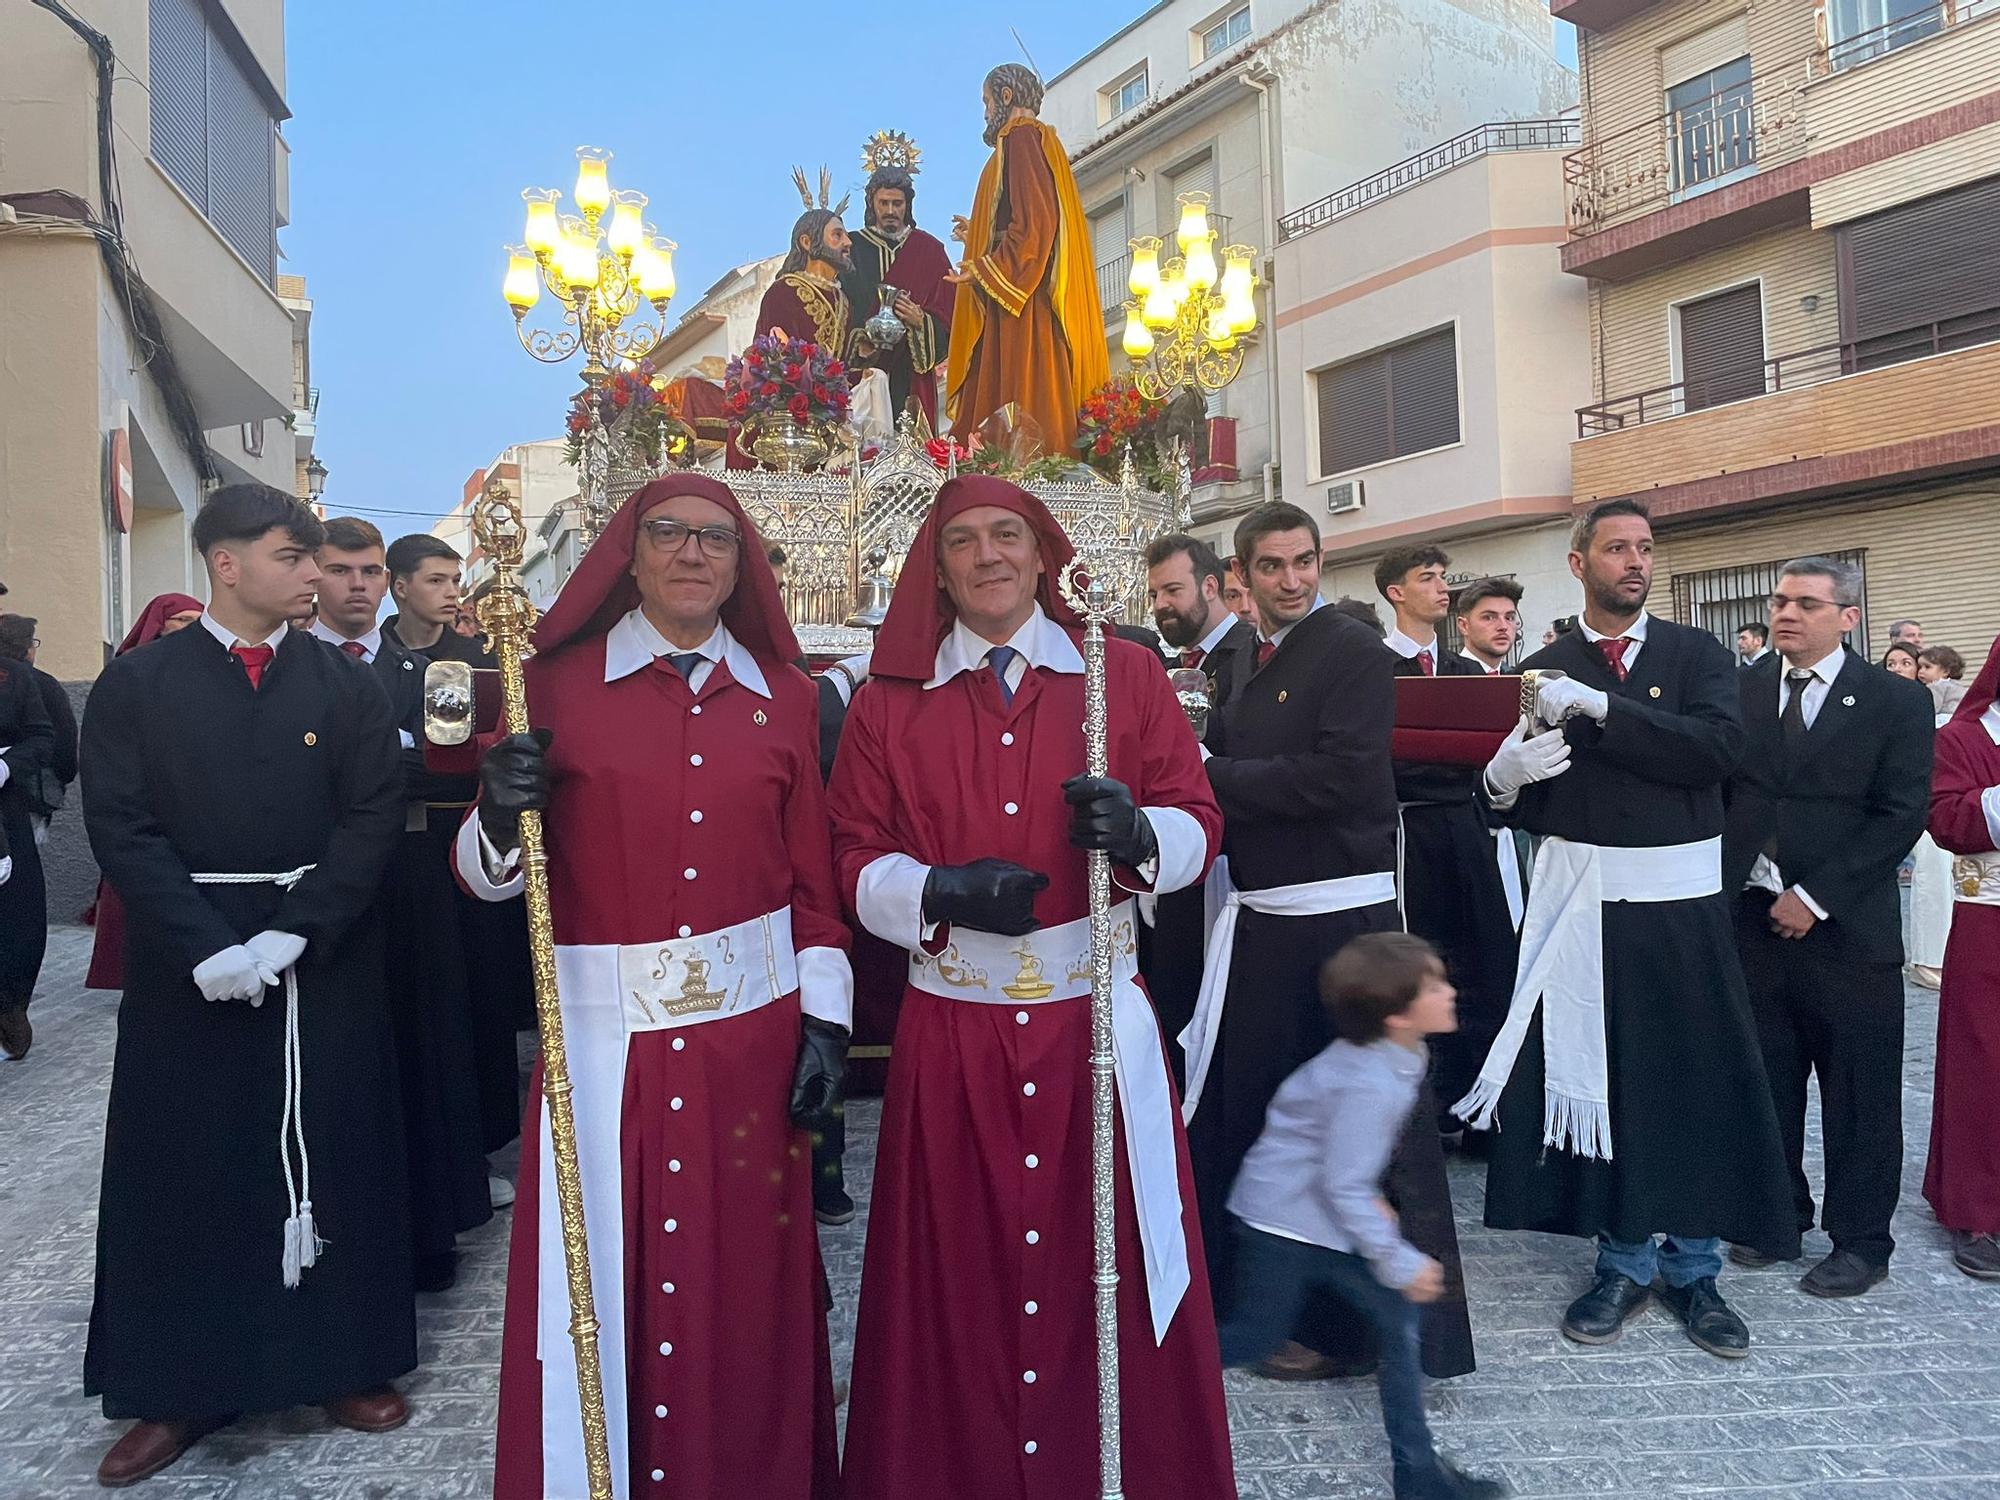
[4,926,1999,1498]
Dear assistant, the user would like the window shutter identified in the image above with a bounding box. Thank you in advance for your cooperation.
[206,34,275,280]
[1317,326,1460,475]
[1660,15,1750,88]
[148,0,208,209]
[1088,200,1129,265]
[1841,174,2000,348]
[1168,153,1218,214]
[1678,284,1765,410]
[1318,355,1389,475]
[1388,327,1460,456]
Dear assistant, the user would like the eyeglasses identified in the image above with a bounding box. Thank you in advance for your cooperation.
[1766,593,1845,614]
[641,519,741,559]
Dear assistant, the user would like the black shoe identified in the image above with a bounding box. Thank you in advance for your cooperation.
[1727,1242,1798,1270]
[1395,1458,1512,1500]
[1656,1277,1749,1358]
[814,1188,855,1227]
[1559,1271,1650,1345]
[1800,1249,1888,1298]
[1952,1231,2000,1279]
[413,1251,459,1294]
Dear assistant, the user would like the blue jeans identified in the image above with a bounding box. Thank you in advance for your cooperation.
[1597,1233,1723,1288]
[1219,1221,1447,1496]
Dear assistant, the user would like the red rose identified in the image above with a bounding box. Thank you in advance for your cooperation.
[761,381,779,398]
[812,384,829,403]
[785,363,804,382]
[789,394,811,421]
[729,390,749,413]
[1094,435,1113,455]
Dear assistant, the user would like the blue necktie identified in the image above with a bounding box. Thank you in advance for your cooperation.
[667,651,704,683]
[986,645,1019,705]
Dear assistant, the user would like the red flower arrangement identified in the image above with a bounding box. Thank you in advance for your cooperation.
[563,366,687,467]
[723,332,851,429]
[1074,377,1166,464]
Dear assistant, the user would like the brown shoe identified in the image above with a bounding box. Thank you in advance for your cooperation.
[97,1417,230,1488]
[0,1008,30,1061]
[1953,1231,2000,1280]
[1251,1338,1374,1382]
[324,1386,409,1433]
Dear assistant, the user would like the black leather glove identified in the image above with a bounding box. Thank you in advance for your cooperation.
[477,729,552,849]
[790,1016,849,1128]
[920,857,1050,936]
[1062,774,1158,869]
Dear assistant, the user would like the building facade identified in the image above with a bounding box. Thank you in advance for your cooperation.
[1271,123,1592,650]
[1043,0,1575,533]
[1558,0,2000,662]
[1,0,305,682]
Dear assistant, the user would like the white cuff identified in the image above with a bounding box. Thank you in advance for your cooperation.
[855,852,932,948]
[797,944,854,1029]
[1482,774,1521,811]
[455,812,524,901]
[1113,806,1207,897]
[1790,885,1830,922]
[1983,785,2000,851]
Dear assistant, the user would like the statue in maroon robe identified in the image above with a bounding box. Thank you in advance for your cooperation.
[727,203,856,469]
[842,158,953,434]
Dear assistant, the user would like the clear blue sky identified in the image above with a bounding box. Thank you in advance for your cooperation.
[284,2,1575,533]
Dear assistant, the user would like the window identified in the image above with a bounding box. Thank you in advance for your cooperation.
[1315,326,1460,476]
[1667,55,1755,194]
[1089,199,1131,315]
[1671,550,1869,654]
[1827,0,1943,69]
[1677,283,1765,411]
[1104,67,1149,121]
[148,0,278,282]
[1837,174,2000,370]
[1200,6,1252,60]
[1166,152,1218,215]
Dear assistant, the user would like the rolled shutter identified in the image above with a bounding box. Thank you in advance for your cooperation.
[1840,173,2000,352]
[148,0,208,209]
[1678,284,1765,410]
[1317,326,1460,475]
[1660,15,1750,87]
[1388,327,1460,456]
[1318,354,1389,474]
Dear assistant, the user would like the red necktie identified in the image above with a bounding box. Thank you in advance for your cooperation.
[1256,640,1277,668]
[231,643,275,690]
[1416,648,1434,676]
[339,641,367,660]
[1180,648,1206,670]
[1595,636,1631,683]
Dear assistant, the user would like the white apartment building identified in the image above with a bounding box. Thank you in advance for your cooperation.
[1043,0,1574,530]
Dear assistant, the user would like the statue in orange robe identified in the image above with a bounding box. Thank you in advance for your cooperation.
[945,64,1108,460]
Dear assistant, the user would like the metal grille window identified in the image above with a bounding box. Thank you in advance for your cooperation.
[1315,326,1460,476]
[1666,56,1755,193]
[1670,549,1870,654]
[148,0,276,282]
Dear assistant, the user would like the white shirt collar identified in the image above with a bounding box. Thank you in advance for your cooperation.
[1577,611,1650,645]
[1265,593,1326,650]
[1781,644,1847,685]
[603,609,770,699]
[1384,625,1438,661]
[1742,646,1769,664]
[308,619,383,661]
[200,611,287,653]
[1193,610,1237,658]
[927,603,1083,689]
[1459,648,1502,674]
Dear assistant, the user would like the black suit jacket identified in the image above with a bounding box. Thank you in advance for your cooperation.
[1207,604,1398,890]
[1720,649,1934,964]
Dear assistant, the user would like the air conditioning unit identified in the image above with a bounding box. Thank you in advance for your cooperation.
[1326,478,1365,515]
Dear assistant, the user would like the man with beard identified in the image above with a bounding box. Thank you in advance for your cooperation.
[1141,533,1255,1074]
[1185,502,1475,1380]
[1376,548,1520,1133]
[1461,498,1795,1358]
[462,474,851,1499]
[310,518,492,1290]
[1455,577,1523,674]
[828,475,1235,1499]
[728,200,856,470]
[944,64,1107,457]
[842,154,954,433]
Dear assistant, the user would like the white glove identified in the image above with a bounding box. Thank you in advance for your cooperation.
[193,944,280,1004]
[1536,676,1609,724]
[837,653,872,687]
[0,757,11,789]
[0,855,11,888]
[245,929,307,976]
[1484,717,1573,798]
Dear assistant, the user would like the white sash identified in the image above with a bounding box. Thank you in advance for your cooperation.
[538,907,796,1500]
[1177,870,1399,1122]
[908,902,1189,1345]
[1454,836,1720,1161]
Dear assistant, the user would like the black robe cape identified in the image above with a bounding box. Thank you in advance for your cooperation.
[1478,618,1798,1256]
[80,625,415,1418]
[0,658,54,1013]
[367,631,493,1260]
[1202,605,1475,1376]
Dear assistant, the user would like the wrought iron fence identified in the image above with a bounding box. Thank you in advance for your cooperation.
[1670,548,1870,656]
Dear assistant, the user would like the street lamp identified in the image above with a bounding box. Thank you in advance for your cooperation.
[305,455,327,503]
[503,148,680,546]
[1118,192,1261,401]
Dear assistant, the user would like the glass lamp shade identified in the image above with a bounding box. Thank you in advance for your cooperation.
[556,235,599,292]
[635,238,677,301]
[573,147,613,217]
[1121,306,1155,358]
[1224,286,1258,335]
[503,246,541,310]
[607,191,648,257]
[1204,305,1237,350]
[1220,245,1255,300]
[1184,235,1219,292]
[522,189,561,255]
[1140,281,1178,331]
[1127,236,1163,298]
[1175,192,1212,252]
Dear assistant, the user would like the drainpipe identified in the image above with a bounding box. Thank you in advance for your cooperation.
[1243,63,1282,509]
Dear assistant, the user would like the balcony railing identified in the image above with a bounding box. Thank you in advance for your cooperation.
[1094,214,1230,318]
[1566,0,1997,237]
[1576,306,2000,435]
[1278,118,1581,241]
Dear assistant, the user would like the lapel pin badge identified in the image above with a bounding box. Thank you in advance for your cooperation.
[303,731,318,746]
[1648,686,1662,698]
[1277,689,1289,703]
[753,709,768,726]
[1842,695,1855,706]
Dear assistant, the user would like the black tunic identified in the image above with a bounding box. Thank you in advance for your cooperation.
[1390,649,1521,1121]
[366,632,493,1260]
[1201,604,1475,1376]
[0,658,54,1012]
[1478,618,1797,1256]
[80,625,416,1418]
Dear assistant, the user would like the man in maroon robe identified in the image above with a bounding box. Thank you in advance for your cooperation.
[827,474,1237,1499]
[456,474,851,1499]
[728,209,856,471]
[1925,633,2000,1280]
[842,164,953,433]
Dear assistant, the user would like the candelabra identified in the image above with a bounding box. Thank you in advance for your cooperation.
[1118,191,1260,401]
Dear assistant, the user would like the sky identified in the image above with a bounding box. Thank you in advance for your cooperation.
[284,2,1576,534]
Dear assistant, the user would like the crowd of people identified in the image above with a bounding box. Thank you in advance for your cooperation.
[4,471,1994,1500]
